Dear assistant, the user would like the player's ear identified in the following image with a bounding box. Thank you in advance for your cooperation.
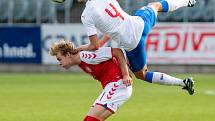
[65,52,71,57]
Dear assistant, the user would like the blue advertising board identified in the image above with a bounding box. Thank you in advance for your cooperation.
[0,26,41,63]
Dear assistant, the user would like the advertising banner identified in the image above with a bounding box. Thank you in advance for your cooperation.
[0,26,41,63]
[42,23,215,65]
[147,23,215,64]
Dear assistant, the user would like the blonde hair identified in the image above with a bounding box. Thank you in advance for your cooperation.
[49,40,76,56]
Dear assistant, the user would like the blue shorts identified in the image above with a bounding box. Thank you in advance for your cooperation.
[126,7,157,72]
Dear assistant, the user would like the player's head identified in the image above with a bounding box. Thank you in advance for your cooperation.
[50,40,78,69]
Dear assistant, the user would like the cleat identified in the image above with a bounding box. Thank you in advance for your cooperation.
[188,0,196,7]
[182,77,195,95]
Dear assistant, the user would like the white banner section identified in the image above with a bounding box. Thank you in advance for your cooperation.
[42,23,215,65]
[148,23,215,64]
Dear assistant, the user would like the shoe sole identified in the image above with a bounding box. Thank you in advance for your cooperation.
[188,78,195,95]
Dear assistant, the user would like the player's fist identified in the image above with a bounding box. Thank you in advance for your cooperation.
[122,75,133,87]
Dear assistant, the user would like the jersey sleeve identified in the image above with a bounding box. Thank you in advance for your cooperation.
[81,7,97,36]
[80,47,113,64]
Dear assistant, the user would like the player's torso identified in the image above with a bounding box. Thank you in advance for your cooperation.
[82,0,128,33]
[81,0,145,51]
[78,47,122,87]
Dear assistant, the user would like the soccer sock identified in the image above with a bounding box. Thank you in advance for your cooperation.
[160,0,189,12]
[145,71,185,87]
[84,116,100,121]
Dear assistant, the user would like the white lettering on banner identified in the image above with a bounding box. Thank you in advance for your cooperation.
[147,23,215,64]
[2,43,36,58]
[147,32,215,52]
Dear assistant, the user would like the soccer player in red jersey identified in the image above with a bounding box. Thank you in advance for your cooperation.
[50,40,132,121]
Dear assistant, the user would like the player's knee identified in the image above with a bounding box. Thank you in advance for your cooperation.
[83,115,101,121]
[134,73,143,80]
[147,2,163,12]
[134,68,148,80]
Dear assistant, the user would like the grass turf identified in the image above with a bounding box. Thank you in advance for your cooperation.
[0,73,214,121]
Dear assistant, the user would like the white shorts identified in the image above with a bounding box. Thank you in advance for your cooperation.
[93,79,132,113]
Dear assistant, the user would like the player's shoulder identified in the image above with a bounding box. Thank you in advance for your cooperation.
[81,47,112,58]
[81,47,111,54]
[97,47,111,51]
[81,2,95,19]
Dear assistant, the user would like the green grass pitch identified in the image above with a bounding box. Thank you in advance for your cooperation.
[0,73,214,121]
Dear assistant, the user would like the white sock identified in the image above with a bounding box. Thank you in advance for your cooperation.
[151,72,185,87]
[165,0,189,11]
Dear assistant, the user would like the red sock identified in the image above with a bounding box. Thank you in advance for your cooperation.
[84,116,100,121]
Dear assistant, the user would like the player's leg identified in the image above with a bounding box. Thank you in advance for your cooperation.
[159,0,196,12]
[145,71,195,95]
[133,65,184,87]
[143,0,196,14]
[84,105,112,121]
[84,80,132,121]
[144,71,185,87]
[126,36,195,95]
[133,66,195,95]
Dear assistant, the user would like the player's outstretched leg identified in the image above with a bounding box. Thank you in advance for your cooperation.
[144,71,186,87]
[182,77,195,95]
[160,0,197,12]
[137,71,195,95]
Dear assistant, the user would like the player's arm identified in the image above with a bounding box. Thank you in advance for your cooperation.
[99,35,110,47]
[77,34,100,51]
[77,34,110,51]
[112,48,132,86]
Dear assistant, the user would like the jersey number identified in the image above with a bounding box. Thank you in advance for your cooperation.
[105,3,124,20]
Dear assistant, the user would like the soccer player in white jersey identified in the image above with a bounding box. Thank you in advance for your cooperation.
[77,0,196,95]
[50,40,132,121]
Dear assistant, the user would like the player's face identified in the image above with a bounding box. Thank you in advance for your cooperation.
[56,52,71,69]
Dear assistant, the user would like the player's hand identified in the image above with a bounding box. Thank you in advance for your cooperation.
[77,43,98,51]
[122,75,133,87]
[76,44,88,51]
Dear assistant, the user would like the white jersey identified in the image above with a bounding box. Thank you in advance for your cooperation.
[81,0,145,51]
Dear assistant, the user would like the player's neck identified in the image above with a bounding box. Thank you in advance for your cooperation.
[73,52,81,65]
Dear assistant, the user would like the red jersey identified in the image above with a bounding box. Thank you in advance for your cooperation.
[78,47,123,88]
